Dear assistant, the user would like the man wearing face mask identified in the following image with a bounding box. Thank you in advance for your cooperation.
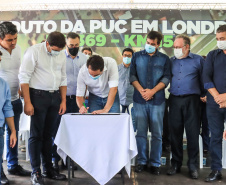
[118,48,134,113]
[203,24,226,182]
[19,31,67,185]
[167,34,204,179]
[130,31,170,175]
[76,55,120,114]
[82,47,93,58]
[118,48,136,130]
[51,32,87,171]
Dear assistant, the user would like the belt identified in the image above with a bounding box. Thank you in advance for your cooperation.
[66,95,76,99]
[172,94,197,98]
[30,88,59,94]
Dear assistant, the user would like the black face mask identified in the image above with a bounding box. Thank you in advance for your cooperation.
[68,46,79,56]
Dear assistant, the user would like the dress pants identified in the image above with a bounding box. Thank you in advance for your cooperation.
[169,94,200,171]
[29,88,61,174]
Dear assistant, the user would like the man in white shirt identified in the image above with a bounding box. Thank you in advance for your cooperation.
[19,31,67,185]
[52,32,87,171]
[76,55,120,114]
[0,21,31,185]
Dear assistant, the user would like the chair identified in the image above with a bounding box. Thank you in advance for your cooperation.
[18,100,31,161]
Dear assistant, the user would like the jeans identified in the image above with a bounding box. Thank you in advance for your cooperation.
[88,92,120,113]
[52,96,79,163]
[134,102,165,167]
[0,127,4,180]
[206,104,226,171]
[29,89,61,174]
[121,105,136,131]
[5,99,22,169]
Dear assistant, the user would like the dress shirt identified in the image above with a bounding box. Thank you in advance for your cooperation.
[0,77,14,127]
[130,49,170,105]
[0,45,21,101]
[118,63,134,106]
[18,41,67,90]
[170,52,204,96]
[77,57,118,98]
[65,50,87,96]
[203,49,226,105]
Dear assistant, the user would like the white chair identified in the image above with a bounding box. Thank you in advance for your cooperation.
[128,103,137,166]
[222,139,226,168]
[19,100,31,161]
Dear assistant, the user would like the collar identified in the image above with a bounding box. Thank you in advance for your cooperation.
[216,49,225,54]
[0,44,17,52]
[44,41,48,53]
[172,51,194,60]
[141,49,160,56]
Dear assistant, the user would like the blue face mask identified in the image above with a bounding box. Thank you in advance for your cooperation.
[88,72,101,80]
[123,57,132,65]
[50,50,60,56]
[145,44,156,54]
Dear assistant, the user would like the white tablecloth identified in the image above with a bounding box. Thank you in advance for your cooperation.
[54,113,137,185]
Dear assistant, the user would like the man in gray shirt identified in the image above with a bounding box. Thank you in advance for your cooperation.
[118,48,136,129]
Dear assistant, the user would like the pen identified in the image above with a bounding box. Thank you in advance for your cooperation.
[83,102,89,113]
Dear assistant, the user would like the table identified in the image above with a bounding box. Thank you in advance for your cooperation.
[54,113,137,185]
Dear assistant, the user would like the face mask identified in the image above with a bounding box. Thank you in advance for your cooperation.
[145,44,156,54]
[217,41,226,50]
[47,45,60,56]
[50,50,60,56]
[85,54,90,59]
[88,72,101,80]
[174,48,184,59]
[68,46,79,56]
[123,57,132,65]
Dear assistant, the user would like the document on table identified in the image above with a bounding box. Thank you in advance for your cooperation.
[69,113,120,115]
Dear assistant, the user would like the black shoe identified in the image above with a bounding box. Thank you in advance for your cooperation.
[135,164,147,173]
[167,164,181,175]
[189,170,198,179]
[8,164,31,176]
[42,167,66,180]
[150,166,160,175]
[1,170,9,185]
[205,170,222,182]
[31,172,44,185]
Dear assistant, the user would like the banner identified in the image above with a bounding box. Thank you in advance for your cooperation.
[0,10,225,62]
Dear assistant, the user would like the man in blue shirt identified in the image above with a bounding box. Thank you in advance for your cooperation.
[118,48,134,112]
[118,48,136,130]
[0,51,17,183]
[203,24,226,182]
[167,34,204,179]
[130,31,170,175]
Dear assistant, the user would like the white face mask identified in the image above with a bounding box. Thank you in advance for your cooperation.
[217,41,226,50]
[174,48,184,59]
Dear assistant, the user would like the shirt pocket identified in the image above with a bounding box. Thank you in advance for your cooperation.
[153,64,164,77]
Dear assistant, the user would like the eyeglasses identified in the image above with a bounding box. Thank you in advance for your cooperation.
[173,45,186,49]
